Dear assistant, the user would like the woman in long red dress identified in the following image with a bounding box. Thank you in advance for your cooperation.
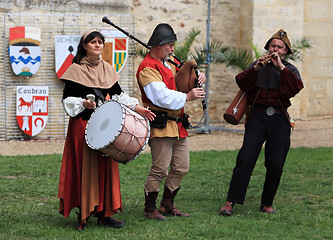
[57,29,154,230]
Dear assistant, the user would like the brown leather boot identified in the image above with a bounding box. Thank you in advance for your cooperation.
[144,191,166,221]
[159,186,190,217]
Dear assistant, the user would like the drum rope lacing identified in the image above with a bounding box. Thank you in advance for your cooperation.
[111,112,149,162]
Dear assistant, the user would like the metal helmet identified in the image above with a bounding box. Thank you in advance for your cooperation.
[147,23,177,46]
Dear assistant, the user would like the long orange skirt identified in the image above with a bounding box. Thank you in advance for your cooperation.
[58,117,122,222]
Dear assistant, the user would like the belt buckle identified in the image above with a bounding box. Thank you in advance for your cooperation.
[266,107,275,116]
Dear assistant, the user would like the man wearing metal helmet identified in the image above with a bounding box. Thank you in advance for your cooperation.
[136,23,206,220]
[219,29,304,216]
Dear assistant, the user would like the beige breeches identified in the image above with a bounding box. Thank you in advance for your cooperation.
[144,137,189,193]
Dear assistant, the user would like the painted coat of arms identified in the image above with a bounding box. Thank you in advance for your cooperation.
[9,26,41,76]
[55,35,81,79]
[100,29,128,72]
[16,86,48,137]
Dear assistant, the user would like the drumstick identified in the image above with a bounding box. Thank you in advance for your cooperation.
[93,89,105,102]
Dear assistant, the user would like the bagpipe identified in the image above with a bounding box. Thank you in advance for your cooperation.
[102,16,206,110]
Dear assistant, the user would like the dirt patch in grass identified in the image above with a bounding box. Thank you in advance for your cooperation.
[1,116,332,156]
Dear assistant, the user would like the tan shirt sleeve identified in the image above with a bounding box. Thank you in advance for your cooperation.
[138,67,163,87]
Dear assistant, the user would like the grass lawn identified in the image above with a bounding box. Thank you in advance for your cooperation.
[0,147,332,239]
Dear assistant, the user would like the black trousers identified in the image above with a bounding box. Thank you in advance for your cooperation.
[226,110,291,206]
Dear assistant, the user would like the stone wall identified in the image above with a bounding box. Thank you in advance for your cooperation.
[1,0,332,134]
[130,0,333,122]
[0,0,128,14]
[303,0,333,116]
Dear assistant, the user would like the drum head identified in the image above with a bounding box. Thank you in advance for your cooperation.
[85,101,124,150]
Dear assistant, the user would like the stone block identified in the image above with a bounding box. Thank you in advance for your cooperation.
[308,97,333,115]
[254,0,277,6]
[305,58,331,77]
[327,78,333,97]
[305,37,332,57]
[305,1,331,20]
[265,18,280,31]
[308,77,327,98]
[278,7,293,17]
[253,6,273,17]
[304,22,333,37]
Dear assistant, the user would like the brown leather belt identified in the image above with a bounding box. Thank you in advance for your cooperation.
[253,106,282,116]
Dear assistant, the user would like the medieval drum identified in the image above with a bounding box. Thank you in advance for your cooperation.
[85,100,150,164]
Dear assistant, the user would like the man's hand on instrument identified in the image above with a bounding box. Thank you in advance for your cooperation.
[270,52,286,71]
[186,87,205,101]
[83,99,96,109]
[135,105,156,121]
[254,54,270,71]
[197,73,206,86]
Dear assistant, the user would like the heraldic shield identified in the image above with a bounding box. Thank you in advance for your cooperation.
[16,86,48,137]
[101,29,128,73]
[9,26,41,76]
[54,35,81,79]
